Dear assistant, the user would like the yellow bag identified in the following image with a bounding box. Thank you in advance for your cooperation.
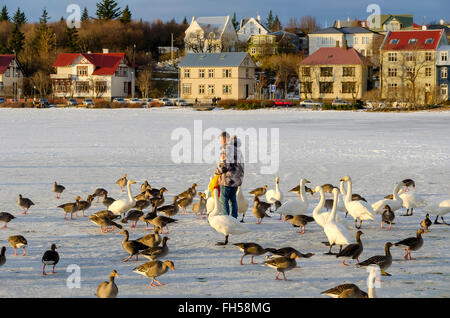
[209,175,219,198]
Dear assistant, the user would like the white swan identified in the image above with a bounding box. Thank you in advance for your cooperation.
[237,186,249,222]
[340,176,374,229]
[313,185,351,230]
[372,182,403,214]
[399,188,427,216]
[265,177,283,203]
[276,178,310,220]
[323,188,351,254]
[207,188,250,245]
[424,199,450,224]
[109,180,136,215]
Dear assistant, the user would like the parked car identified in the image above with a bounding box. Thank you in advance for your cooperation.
[0,97,6,103]
[128,98,145,105]
[113,98,126,103]
[272,99,294,107]
[67,98,78,106]
[300,99,323,108]
[82,99,94,107]
[39,98,50,107]
[332,99,352,106]
[175,99,193,106]
[159,98,173,106]
[9,98,19,103]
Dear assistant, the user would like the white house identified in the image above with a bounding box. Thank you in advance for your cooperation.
[184,16,238,53]
[0,54,24,98]
[51,49,136,100]
[236,16,269,42]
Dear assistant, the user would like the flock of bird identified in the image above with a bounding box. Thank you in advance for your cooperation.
[0,173,449,298]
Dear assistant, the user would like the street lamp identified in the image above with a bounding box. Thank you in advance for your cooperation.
[33,86,36,105]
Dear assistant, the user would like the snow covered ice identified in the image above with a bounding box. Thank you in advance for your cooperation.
[0,107,449,297]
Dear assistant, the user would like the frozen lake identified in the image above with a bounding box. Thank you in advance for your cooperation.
[0,108,449,297]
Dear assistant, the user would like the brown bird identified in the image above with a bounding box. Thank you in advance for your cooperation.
[252,196,271,224]
[116,174,128,192]
[53,182,66,199]
[321,284,368,298]
[139,237,169,260]
[0,246,5,267]
[77,195,94,217]
[141,181,151,193]
[90,214,123,233]
[394,229,425,260]
[177,192,194,214]
[102,192,116,209]
[192,192,207,219]
[0,212,15,229]
[265,247,314,261]
[137,228,162,247]
[140,209,178,234]
[157,196,179,217]
[92,188,108,203]
[57,196,81,220]
[178,183,198,199]
[8,235,27,256]
[357,242,393,276]
[284,214,315,234]
[134,192,152,211]
[133,260,175,287]
[381,205,395,230]
[96,270,119,298]
[249,185,268,197]
[336,230,364,266]
[263,252,300,281]
[234,242,273,265]
[288,185,314,196]
[18,194,34,215]
[150,187,168,209]
[93,210,120,220]
[121,209,144,228]
[42,244,59,276]
[420,213,432,232]
[135,190,151,201]
[120,230,148,262]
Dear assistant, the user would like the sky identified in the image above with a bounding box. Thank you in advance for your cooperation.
[1,0,448,27]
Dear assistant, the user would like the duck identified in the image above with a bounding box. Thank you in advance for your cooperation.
[93,188,108,203]
[96,270,119,298]
[17,194,34,215]
[53,182,66,199]
[140,207,178,234]
[237,186,249,222]
[120,230,148,262]
[102,192,116,209]
[321,266,378,298]
[394,229,425,260]
[424,199,450,225]
[265,177,283,204]
[372,182,403,214]
[150,187,168,209]
[357,242,393,276]
[381,205,395,229]
[139,237,169,260]
[116,174,128,192]
[57,196,81,220]
[421,214,432,232]
[277,178,311,220]
[77,195,94,217]
[137,229,162,247]
[249,185,268,197]
[252,196,272,224]
[0,247,5,267]
[263,252,299,281]
[283,215,315,234]
[133,260,175,287]
[89,214,123,233]
[336,230,363,266]
[192,192,207,219]
[157,196,179,217]
[340,176,374,229]
[121,209,144,228]
[8,235,27,256]
[42,244,59,276]
[207,188,250,245]
[109,180,136,216]
[233,243,273,265]
[0,212,15,229]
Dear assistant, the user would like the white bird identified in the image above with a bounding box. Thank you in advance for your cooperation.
[323,188,351,255]
[424,199,450,225]
[237,186,249,222]
[340,176,374,229]
[312,186,350,230]
[372,182,403,214]
[265,177,283,203]
[276,178,311,220]
[109,180,136,216]
[399,188,427,216]
[207,188,250,245]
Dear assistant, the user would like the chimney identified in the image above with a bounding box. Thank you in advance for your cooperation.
[343,40,348,50]
[336,40,340,47]
[362,21,367,28]
[336,20,341,29]
[257,15,261,22]
[103,48,109,54]
[347,17,351,23]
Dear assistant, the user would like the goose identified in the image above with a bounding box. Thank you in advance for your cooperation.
[249,185,268,197]
[102,192,116,209]
[108,180,136,216]
[420,214,432,232]
[93,210,120,220]
[336,230,363,265]
[234,243,273,265]
[277,178,311,220]
[150,187,167,209]
[424,199,450,225]
[312,186,350,231]
[134,191,152,211]
[284,215,315,234]
[93,188,108,203]
[57,196,81,220]
[157,196,179,217]
[207,188,250,245]
[381,205,395,229]
[116,174,128,192]
[139,237,169,260]
[137,229,162,248]
[135,190,151,201]
[140,207,178,234]
[338,181,367,217]
[8,235,27,256]
[96,270,119,298]
[263,252,299,281]
[265,177,283,204]
[77,195,94,217]
[237,186,249,223]
[133,260,175,287]
[42,244,59,276]
[398,186,426,216]
[89,214,123,233]
[372,182,403,214]
[178,183,198,199]
[264,247,314,260]
[323,188,351,255]
[121,209,144,228]
[340,176,374,229]
[17,194,34,215]
[357,242,393,276]
[178,191,194,214]
[252,196,271,224]
[53,182,65,199]
[288,185,314,196]
[0,212,15,229]
[120,230,148,262]
[192,192,207,219]
[0,247,5,267]
[394,229,425,260]
[141,181,151,193]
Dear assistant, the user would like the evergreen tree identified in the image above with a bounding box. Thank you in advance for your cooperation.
[81,7,89,22]
[35,8,55,58]
[96,0,121,20]
[0,42,10,54]
[63,26,80,52]
[266,10,274,31]
[120,5,131,23]
[182,16,188,25]
[40,8,50,24]
[8,24,25,53]
[231,12,238,30]
[273,15,282,31]
[12,7,26,25]
[0,6,9,22]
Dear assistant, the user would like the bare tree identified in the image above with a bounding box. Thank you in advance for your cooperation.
[300,16,319,34]
[31,71,51,97]
[136,67,152,98]
[267,54,298,99]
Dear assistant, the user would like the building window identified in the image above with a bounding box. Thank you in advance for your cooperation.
[441,52,448,62]
[251,47,256,55]
[77,66,88,76]
[302,67,311,77]
[300,82,312,94]
[207,85,215,95]
[389,39,400,45]
[320,67,333,77]
[388,83,398,92]
[76,81,89,93]
[199,85,205,94]
[441,84,448,98]
[388,52,397,62]
[342,82,356,94]
[406,67,415,78]
[442,67,448,79]
[184,69,190,78]
[408,39,418,45]
[223,84,232,94]
[425,38,435,44]
[388,68,397,77]
[115,66,128,77]
[246,68,250,79]
[5,68,10,77]
[223,69,232,78]
[124,82,129,93]
[343,67,355,77]
[319,82,333,94]
[425,67,432,77]
[95,81,107,93]
[199,69,205,78]
[182,84,192,95]
[405,53,415,62]
[208,69,214,78]
[425,52,433,61]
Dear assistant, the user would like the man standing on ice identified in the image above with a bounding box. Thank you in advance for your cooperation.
[214,132,244,219]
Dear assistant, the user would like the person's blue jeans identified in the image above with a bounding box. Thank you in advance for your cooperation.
[219,185,238,218]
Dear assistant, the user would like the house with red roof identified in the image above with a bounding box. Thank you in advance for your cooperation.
[0,54,24,98]
[299,42,372,101]
[50,49,135,100]
[380,29,448,104]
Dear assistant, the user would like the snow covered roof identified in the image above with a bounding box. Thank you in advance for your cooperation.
[179,52,253,67]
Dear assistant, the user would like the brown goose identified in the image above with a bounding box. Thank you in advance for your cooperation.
[96,270,119,298]
[93,188,108,203]
[120,230,148,262]
[137,228,162,247]
[321,284,368,298]
[249,185,268,197]
[53,182,66,199]
[157,196,179,217]
[77,195,94,217]
[42,244,59,276]
[178,183,198,199]
[139,237,169,260]
[177,192,194,214]
[18,194,34,215]
[0,246,5,267]
[192,192,207,219]
[121,209,144,228]
[284,215,315,234]
[134,192,152,211]
[252,196,271,224]
[90,214,123,233]
[102,192,116,209]
[264,247,314,264]
[150,187,167,209]
[381,205,395,229]
[116,174,128,192]
[57,196,81,220]
[140,209,178,234]
[357,242,393,276]
[135,190,151,201]
[8,235,27,256]
[93,210,120,220]
[336,230,364,266]
[288,185,314,196]
[133,260,175,287]
[0,212,15,229]
[421,214,432,232]
[141,181,151,193]
[394,229,425,260]
[263,252,299,281]
[233,242,273,265]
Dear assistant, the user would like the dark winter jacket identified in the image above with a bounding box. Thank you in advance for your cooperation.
[214,137,244,187]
